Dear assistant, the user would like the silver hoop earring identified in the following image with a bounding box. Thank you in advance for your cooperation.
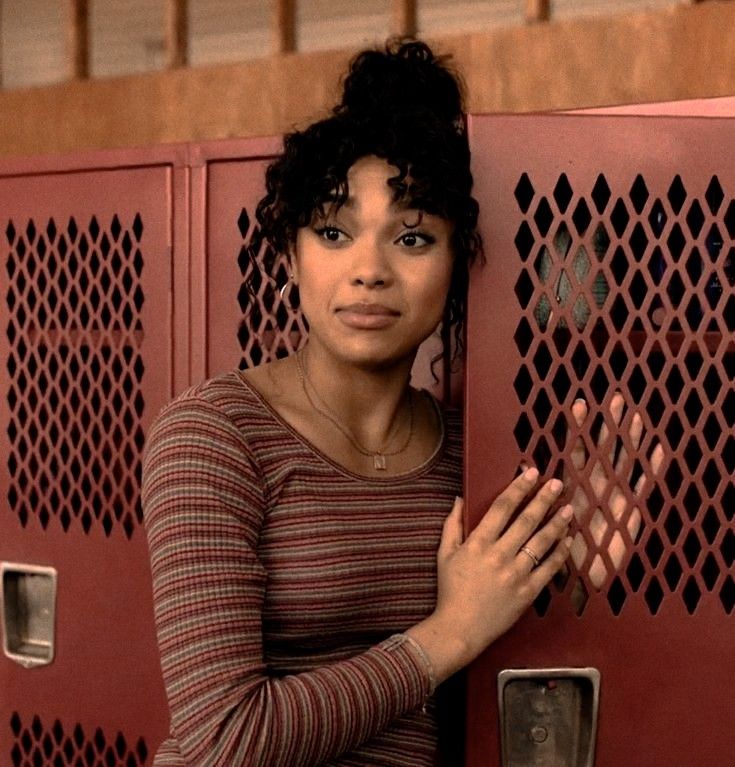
[279,275,296,301]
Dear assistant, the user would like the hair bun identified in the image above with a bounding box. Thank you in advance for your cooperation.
[335,39,465,131]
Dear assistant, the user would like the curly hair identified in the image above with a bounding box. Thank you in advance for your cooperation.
[252,38,484,358]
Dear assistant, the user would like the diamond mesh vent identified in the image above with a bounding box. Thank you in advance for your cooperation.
[511,173,735,617]
[5,215,146,538]
[9,713,148,767]
[236,208,308,367]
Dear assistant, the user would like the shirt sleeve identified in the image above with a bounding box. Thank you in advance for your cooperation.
[141,392,433,767]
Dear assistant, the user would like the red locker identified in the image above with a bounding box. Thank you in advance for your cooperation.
[0,150,184,766]
[465,110,735,766]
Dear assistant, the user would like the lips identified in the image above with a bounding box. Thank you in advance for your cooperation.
[336,302,401,329]
[337,303,400,316]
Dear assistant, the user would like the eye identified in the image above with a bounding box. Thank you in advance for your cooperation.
[398,231,436,248]
[314,226,348,243]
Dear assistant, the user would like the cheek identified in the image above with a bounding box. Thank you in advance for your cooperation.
[292,257,336,322]
[413,258,454,312]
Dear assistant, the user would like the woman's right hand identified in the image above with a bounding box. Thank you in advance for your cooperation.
[406,469,573,684]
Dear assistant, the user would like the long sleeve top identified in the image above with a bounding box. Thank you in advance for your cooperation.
[141,370,463,766]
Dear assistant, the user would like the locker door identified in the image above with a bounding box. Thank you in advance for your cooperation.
[465,114,734,766]
[204,151,450,395]
[0,166,172,766]
[206,155,307,374]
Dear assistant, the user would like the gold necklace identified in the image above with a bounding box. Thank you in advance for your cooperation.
[295,350,414,471]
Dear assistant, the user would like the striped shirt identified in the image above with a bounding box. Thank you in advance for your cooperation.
[141,370,463,766]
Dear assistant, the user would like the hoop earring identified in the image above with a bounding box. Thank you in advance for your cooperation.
[279,275,296,301]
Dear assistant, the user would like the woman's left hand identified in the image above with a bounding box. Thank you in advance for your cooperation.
[566,392,664,588]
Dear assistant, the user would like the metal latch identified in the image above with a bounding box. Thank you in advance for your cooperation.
[1,562,57,668]
[498,667,600,766]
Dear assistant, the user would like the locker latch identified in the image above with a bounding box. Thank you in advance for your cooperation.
[1,562,57,668]
[498,667,600,767]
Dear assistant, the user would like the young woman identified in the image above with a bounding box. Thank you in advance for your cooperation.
[142,39,654,766]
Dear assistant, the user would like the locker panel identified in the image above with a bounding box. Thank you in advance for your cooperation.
[206,157,307,373]
[465,114,734,766]
[0,166,173,765]
[205,157,451,398]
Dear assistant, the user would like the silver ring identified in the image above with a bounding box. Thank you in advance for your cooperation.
[520,545,540,568]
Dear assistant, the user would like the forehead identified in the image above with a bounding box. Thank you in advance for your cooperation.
[327,157,401,207]
[319,156,437,220]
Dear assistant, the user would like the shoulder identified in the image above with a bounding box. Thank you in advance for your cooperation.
[143,369,271,485]
[141,371,270,520]
[429,400,462,474]
[441,404,462,438]
[148,369,268,440]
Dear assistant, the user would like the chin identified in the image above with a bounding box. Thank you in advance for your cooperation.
[331,332,430,371]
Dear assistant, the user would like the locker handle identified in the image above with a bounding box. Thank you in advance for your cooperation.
[1,562,57,668]
[498,667,600,767]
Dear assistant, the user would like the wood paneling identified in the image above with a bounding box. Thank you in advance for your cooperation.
[392,0,417,36]
[0,2,734,156]
[66,0,89,79]
[165,0,188,69]
[274,0,296,54]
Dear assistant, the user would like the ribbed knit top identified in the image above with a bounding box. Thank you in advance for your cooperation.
[141,369,462,767]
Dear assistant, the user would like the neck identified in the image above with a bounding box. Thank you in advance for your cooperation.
[298,341,415,449]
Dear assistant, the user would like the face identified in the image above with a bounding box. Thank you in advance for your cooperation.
[292,155,455,369]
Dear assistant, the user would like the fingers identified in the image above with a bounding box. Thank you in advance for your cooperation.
[570,399,587,472]
[473,467,540,543]
[578,392,657,502]
[516,503,574,572]
[438,497,464,561]
[649,442,665,477]
[500,478,565,554]
[528,536,573,591]
[618,411,644,484]
[595,394,617,468]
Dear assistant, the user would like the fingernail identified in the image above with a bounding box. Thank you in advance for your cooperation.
[523,467,539,482]
[573,398,586,405]
[549,478,563,494]
[454,496,463,506]
[560,504,574,520]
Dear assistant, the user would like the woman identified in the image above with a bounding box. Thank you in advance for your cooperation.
[142,39,648,766]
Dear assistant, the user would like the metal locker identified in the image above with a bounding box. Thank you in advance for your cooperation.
[464,110,735,766]
[0,152,181,766]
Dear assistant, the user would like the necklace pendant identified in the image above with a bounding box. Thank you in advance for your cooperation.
[373,453,387,471]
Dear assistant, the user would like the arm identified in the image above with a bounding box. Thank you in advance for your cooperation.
[142,394,432,767]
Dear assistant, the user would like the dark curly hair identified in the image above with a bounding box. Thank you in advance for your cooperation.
[252,38,483,359]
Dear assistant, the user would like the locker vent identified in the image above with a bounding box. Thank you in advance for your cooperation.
[4,215,147,538]
[9,713,148,767]
[236,207,308,367]
[511,172,735,617]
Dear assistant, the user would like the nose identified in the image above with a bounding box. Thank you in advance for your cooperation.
[350,239,393,289]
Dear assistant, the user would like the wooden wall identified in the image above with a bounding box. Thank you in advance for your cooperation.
[0,1,733,158]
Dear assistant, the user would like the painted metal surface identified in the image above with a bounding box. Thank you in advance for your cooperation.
[0,161,175,766]
[465,112,735,766]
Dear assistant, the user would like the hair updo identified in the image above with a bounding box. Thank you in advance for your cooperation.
[254,37,483,356]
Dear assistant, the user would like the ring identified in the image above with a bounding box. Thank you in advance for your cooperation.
[520,546,540,568]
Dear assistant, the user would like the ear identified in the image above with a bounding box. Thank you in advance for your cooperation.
[288,244,299,284]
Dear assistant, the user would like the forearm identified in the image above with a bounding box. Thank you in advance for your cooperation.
[160,635,432,767]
